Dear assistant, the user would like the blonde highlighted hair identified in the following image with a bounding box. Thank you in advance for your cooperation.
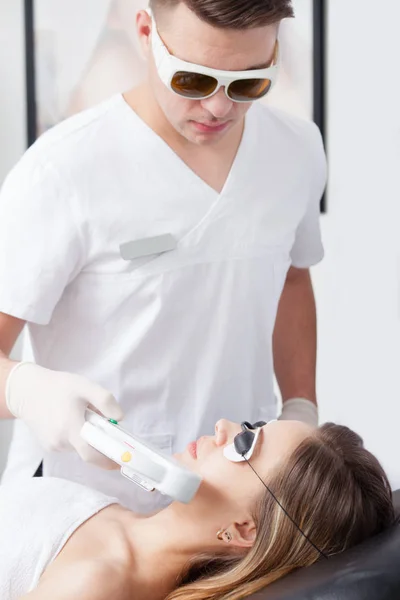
[166,423,396,600]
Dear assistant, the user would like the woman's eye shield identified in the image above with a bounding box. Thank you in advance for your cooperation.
[223,420,274,462]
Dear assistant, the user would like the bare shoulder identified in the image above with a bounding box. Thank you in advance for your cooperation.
[22,560,133,600]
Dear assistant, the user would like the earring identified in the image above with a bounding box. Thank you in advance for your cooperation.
[216,528,232,542]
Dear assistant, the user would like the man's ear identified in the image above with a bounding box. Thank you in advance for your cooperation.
[136,9,152,57]
[229,520,257,549]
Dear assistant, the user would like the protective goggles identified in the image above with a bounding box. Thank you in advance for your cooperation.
[224,420,269,462]
[148,10,279,103]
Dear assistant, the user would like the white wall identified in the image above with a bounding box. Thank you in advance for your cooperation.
[0,0,26,474]
[0,0,26,182]
[1,0,400,486]
[313,0,400,489]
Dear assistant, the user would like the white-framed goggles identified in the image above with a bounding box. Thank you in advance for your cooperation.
[224,420,277,462]
[147,9,279,103]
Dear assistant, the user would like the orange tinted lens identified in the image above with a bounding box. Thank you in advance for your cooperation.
[171,71,218,98]
[228,78,272,101]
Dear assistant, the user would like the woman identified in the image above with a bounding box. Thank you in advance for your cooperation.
[0,418,396,600]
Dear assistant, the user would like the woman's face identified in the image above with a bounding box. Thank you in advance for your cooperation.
[176,419,315,513]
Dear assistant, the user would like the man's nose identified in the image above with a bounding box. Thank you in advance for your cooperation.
[200,88,233,119]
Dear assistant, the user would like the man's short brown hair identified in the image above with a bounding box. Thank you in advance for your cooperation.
[149,0,294,29]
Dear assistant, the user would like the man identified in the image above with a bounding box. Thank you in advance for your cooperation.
[0,0,326,511]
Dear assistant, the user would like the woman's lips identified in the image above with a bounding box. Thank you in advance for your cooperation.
[187,440,198,459]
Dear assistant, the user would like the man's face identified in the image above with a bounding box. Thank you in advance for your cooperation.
[138,3,278,145]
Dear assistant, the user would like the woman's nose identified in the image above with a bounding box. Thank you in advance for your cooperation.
[215,419,238,446]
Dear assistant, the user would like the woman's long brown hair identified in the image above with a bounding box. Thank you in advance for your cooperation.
[166,423,396,600]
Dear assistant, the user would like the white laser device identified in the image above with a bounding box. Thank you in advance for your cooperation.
[81,410,202,503]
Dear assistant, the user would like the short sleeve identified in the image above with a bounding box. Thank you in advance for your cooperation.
[290,122,327,269]
[0,153,85,325]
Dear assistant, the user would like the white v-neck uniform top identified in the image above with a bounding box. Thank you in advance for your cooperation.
[0,95,326,512]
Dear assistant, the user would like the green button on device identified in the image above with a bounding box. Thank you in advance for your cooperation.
[109,419,118,425]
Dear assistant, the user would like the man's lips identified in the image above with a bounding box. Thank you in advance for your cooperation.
[191,121,230,133]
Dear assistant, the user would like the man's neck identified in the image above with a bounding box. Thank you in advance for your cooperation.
[123,84,246,194]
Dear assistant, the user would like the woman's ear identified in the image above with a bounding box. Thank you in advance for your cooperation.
[229,520,257,549]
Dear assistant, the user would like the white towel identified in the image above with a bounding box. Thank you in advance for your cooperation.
[0,477,119,599]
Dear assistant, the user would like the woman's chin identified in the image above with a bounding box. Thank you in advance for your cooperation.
[172,451,187,463]
[173,450,196,470]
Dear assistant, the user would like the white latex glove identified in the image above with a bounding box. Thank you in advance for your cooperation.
[278,397,319,427]
[5,362,124,469]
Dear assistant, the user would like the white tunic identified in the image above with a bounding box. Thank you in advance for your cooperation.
[0,94,326,511]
